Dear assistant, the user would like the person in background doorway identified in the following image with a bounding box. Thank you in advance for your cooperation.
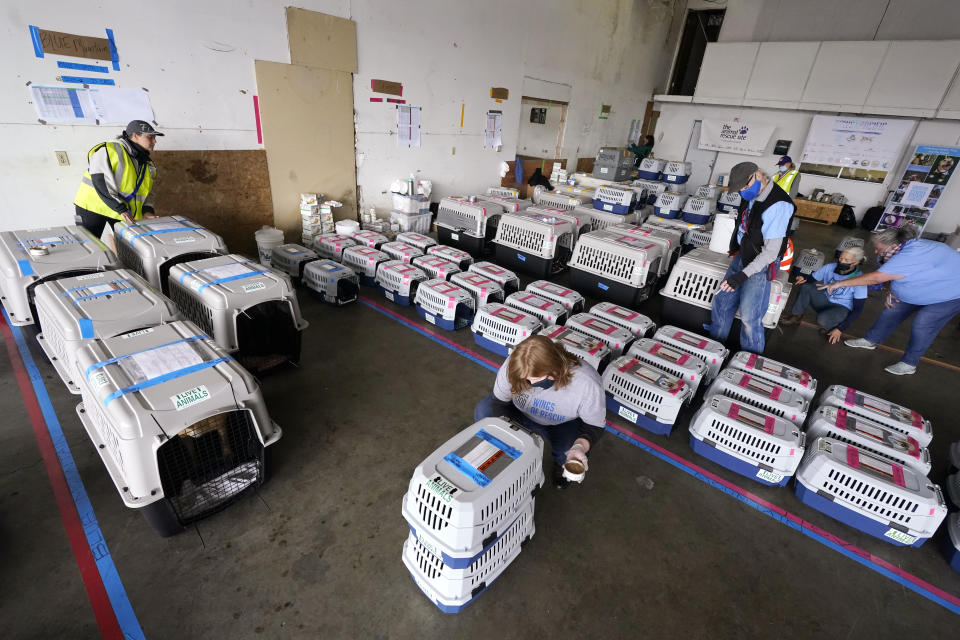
[629,134,655,166]
[706,162,796,354]
[834,225,960,374]
[780,247,867,343]
[773,155,800,199]
[474,335,605,488]
[73,120,162,238]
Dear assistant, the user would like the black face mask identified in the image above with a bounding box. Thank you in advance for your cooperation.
[530,379,554,390]
[835,262,857,275]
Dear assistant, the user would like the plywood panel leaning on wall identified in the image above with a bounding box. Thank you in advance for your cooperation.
[286,8,358,74]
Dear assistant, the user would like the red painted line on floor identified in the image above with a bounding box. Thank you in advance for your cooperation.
[0,316,124,639]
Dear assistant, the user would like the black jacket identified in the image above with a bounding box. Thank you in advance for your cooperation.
[729,182,796,271]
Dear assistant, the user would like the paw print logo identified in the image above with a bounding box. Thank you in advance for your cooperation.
[739,126,749,135]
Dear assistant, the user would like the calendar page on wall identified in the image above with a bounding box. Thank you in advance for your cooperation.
[798,115,915,183]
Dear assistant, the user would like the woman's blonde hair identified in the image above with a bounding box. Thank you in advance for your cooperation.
[506,335,580,395]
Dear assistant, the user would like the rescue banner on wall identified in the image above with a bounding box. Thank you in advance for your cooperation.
[699,118,775,156]
[875,144,960,234]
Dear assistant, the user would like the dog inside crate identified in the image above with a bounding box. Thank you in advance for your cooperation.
[235,300,303,373]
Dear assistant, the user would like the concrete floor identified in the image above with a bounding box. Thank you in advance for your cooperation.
[1,219,958,639]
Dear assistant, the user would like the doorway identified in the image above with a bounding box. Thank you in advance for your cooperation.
[517,97,568,159]
[684,120,717,187]
[668,8,725,96]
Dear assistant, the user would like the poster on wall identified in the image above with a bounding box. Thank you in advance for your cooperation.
[699,118,775,156]
[798,115,914,183]
[875,145,960,234]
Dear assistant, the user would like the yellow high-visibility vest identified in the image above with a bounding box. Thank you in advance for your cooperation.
[775,169,798,194]
[73,142,154,220]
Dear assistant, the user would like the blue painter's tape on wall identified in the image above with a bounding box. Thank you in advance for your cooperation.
[60,76,116,86]
[29,25,43,57]
[57,61,110,74]
[105,28,119,70]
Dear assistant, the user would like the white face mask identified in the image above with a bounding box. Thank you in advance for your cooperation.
[776,166,787,174]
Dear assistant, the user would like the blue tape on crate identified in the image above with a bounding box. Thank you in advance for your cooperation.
[60,76,116,86]
[178,260,254,284]
[78,318,95,339]
[71,287,135,304]
[57,61,111,74]
[29,25,43,57]
[443,453,491,487]
[85,335,205,378]
[121,225,202,244]
[63,279,129,294]
[17,260,34,276]
[475,429,522,459]
[197,270,268,292]
[105,28,120,70]
[103,357,231,405]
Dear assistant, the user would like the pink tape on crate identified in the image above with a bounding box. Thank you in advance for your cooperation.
[845,387,857,406]
[769,386,782,401]
[892,464,906,488]
[846,446,860,469]
[836,408,848,429]
[763,415,775,434]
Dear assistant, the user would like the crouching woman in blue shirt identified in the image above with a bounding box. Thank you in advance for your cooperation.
[780,247,868,344]
[830,225,960,375]
[474,335,606,487]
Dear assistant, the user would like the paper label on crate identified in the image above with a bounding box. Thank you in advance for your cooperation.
[82,283,116,296]
[451,232,459,241]
[755,469,783,484]
[75,272,105,282]
[174,236,196,244]
[242,282,267,293]
[883,529,917,546]
[119,341,204,384]
[618,405,639,423]
[384,291,394,301]
[200,262,255,280]
[120,327,154,339]
[147,221,188,231]
[170,385,210,411]
[91,371,109,389]
[424,313,436,325]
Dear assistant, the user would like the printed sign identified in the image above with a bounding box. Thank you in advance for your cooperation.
[875,144,960,234]
[699,118,776,156]
[171,385,210,411]
[799,115,914,183]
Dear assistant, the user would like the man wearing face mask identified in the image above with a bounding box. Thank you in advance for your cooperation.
[780,247,867,343]
[706,162,796,353]
[474,335,606,488]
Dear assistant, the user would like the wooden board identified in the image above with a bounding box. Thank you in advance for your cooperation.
[150,150,273,256]
[286,8,358,73]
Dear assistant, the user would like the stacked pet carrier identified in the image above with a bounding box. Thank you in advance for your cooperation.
[0,225,121,326]
[167,254,309,370]
[376,261,428,306]
[653,192,687,219]
[532,185,592,211]
[468,262,520,295]
[449,272,505,306]
[471,303,543,356]
[592,147,634,182]
[568,230,665,306]
[612,223,682,277]
[341,246,389,286]
[414,279,475,330]
[593,185,639,215]
[303,259,360,305]
[113,217,227,295]
[636,181,668,206]
[661,161,691,184]
[659,247,793,332]
[34,269,182,394]
[493,209,580,277]
[74,320,282,536]
[436,196,500,255]
[270,244,320,282]
[401,417,543,613]
[542,325,611,371]
[681,196,715,226]
[574,205,643,233]
[716,191,742,214]
[636,158,664,181]
[797,386,945,546]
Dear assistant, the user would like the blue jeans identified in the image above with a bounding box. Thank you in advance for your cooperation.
[791,282,850,330]
[864,296,960,365]
[474,394,580,465]
[707,254,771,353]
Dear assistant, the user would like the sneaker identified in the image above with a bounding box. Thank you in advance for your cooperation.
[779,314,802,326]
[844,338,876,350]
[884,361,917,375]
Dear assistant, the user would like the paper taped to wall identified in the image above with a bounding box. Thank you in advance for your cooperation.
[397,105,421,148]
[485,111,502,148]
[30,85,154,125]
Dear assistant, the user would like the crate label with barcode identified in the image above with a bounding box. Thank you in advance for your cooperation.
[755,469,783,484]
[76,272,105,282]
[242,282,266,293]
[618,405,639,424]
[171,385,211,411]
[883,529,917,545]
[120,327,153,339]
[91,371,109,388]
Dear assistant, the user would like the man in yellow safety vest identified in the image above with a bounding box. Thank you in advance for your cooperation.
[73,120,162,238]
[773,155,800,199]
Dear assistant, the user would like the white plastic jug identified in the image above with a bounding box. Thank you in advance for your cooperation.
[335,219,360,236]
[255,226,284,266]
[709,214,736,254]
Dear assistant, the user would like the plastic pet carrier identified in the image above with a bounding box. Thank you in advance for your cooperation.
[637,158,664,181]
[703,369,808,426]
[487,186,520,199]
[795,438,947,547]
[686,227,713,250]
[806,406,931,476]
[34,269,182,394]
[727,351,817,401]
[653,193,687,219]
[626,338,708,396]
[471,303,543,356]
[659,247,793,330]
[0,225,120,326]
[270,244,319,281]
[681,197,715,226]
[427,244,474,271]
[74,320,282,536]
[662,161,691,184]
[113,217,227,296]
[652,325,728,381]
[493,210,578,277]
[575,205,643,233]
[449,272,505,306]
[555,185,597,200]
[524,280,584,313]
[341,246,389,286]
[375,260,428,306]
[565,313,636,357]
[594,186,638,214]
[637,181,668,206]
[716,191,742,214]
[589,302,655,339]
[689,395,805,486]
[476,195,529,214]
[350,229,389,249]
[412,255,461,281]
[531,186,588,212]
[817,385,932,447]
[795,248,825,275]
[313,233,358,261]
[602,355,692,435]
[592,147,634,182]
[505,292,567,328]
[611,223,681,276]
[381,241,424,263]
[468,262,520,295]
[643,217,704,245]
[568,230,664,307]
[303,259,361,305]
[835,236,864,259]
[397,231,438,252]
[694,185,721,201]
[436,197,498,255]
[414,279,476,330]
[542,324,611,371]
[168,254,308,370]
[403,501,534,614]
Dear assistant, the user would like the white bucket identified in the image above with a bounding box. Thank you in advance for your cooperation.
[255,226,284,266]
[335,219,360,236]
[709,213,736,253]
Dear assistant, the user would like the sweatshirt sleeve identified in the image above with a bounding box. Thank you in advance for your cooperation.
[493,358,512,402]
[574,372,607,447]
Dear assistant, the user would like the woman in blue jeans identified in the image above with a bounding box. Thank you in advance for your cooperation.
[826,225,960,375]
[474,335,606,488]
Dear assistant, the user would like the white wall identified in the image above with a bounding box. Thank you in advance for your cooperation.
[0,0,682,230]
[517,99,564,158]
[654,101,960,234]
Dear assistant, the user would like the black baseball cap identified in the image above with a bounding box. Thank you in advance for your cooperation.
[727,161,759,193]
[124,120,164,137]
